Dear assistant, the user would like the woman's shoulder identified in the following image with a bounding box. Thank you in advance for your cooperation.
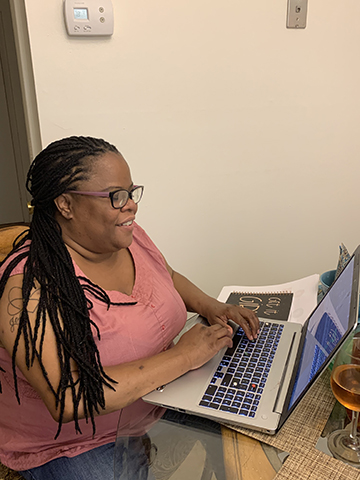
[0,241,30,278]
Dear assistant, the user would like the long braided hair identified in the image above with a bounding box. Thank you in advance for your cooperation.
[0,136,135,438]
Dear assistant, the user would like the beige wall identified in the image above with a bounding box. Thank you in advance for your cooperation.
[23,1,360,297]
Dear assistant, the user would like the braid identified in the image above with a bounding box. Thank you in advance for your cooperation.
[0,136,135,438]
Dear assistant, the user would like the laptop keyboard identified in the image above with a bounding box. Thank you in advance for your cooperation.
[198,321,284,418]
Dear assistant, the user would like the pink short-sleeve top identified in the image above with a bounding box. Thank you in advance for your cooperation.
[0,223,187,470]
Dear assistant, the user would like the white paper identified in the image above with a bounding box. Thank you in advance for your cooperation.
[217,273,320,326]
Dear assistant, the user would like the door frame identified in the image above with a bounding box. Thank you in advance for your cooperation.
[0,0,41,223]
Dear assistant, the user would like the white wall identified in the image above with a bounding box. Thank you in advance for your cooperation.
[23,1,360,297]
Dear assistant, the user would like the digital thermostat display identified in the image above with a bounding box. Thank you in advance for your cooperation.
[74,8,88,20]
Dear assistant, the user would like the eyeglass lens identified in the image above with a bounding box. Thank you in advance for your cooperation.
[112,186,143,208]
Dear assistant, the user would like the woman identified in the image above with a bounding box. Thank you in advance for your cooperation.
[0,136,259,479]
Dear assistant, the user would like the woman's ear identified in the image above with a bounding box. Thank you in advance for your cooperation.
[54,194,73,220]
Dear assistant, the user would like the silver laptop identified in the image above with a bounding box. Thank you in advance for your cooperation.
[143,246,360,434]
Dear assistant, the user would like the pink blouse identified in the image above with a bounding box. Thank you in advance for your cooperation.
[0,223,187,470]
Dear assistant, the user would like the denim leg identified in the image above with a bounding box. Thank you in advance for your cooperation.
[20,440,151,480]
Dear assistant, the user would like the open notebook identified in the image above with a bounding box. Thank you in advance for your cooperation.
[143,246,360,434]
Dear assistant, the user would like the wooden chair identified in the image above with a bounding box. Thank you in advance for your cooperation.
[0,223,29,262]
[0,462,25,480]
[0,224,28,480]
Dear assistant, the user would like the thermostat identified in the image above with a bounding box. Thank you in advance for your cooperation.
[64,0,114,36]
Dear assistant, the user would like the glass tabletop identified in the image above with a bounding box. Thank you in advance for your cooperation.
[114,408,287,480]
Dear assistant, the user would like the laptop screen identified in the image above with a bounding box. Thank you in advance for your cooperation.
[288,255,355,409]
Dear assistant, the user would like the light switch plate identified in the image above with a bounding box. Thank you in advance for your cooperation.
[286,0,308,29]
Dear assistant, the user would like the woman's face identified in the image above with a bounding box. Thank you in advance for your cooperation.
[60,151,139,255]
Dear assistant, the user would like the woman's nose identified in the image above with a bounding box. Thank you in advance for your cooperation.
[121,197,138,212]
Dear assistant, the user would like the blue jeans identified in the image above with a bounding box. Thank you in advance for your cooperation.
[19,439,150,480]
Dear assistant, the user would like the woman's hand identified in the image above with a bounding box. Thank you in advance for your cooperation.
[174,323,233,371]
[202,298,260,341]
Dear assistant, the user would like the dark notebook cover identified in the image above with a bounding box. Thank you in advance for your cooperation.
[226,291,294,321]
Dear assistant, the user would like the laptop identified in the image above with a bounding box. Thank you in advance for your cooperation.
[143,246,360,434]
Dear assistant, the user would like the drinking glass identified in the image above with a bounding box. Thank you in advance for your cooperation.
[327,332,360,467]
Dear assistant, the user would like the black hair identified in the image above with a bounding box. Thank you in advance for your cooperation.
[0,136,135,438]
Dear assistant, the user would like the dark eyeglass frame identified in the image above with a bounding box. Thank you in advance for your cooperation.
[66,185,144,209]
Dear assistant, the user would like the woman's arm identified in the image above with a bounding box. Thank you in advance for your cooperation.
[164,260,260,341]
[0,274,232,424]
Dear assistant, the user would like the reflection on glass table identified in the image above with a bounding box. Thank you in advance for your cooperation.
[114,408,288,480]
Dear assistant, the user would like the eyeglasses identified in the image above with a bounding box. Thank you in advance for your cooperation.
[66,185,144,209]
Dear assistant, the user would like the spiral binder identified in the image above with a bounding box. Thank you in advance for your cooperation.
[226,291,294,321]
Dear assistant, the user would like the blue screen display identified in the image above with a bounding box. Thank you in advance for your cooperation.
[289,257,354,408]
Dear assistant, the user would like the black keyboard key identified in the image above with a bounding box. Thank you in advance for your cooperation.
[224,330,243,356]
[202,395,213,402]
[230,379,241,388]
[235,392,245,400]
[221,373,233,386]
[205,385,217,396]
[220,405,239,414]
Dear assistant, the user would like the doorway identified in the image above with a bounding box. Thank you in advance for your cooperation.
[0,0,39,224]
